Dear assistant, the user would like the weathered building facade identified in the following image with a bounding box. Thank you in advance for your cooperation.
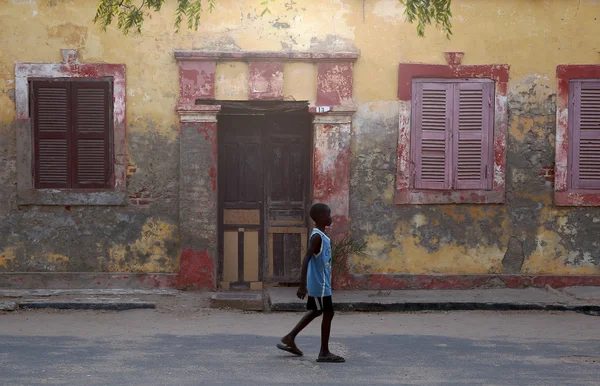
[1,0,599,290]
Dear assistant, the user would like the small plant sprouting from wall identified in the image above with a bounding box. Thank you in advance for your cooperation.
[331,234,368,279]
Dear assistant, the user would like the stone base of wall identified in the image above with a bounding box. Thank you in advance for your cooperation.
[3,272,600,290]
[0,273,176,289]
[349,274,600,289]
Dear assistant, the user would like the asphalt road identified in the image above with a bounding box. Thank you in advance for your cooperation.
[1,308,599,385]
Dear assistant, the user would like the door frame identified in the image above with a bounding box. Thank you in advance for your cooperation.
[174,50,357,291]
[216,101,314,288]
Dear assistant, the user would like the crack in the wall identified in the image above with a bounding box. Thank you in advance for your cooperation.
[502,236,525,274]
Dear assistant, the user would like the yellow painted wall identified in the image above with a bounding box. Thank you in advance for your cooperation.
[1,0,600,276]
[2,0,599,119]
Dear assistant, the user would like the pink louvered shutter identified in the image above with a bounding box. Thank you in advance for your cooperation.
[571,80,600,190]
[452,81,494,190]
[412,82,452,190]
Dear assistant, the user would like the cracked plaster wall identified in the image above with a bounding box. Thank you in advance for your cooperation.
[1,0,599,276]
[350,77,600,276]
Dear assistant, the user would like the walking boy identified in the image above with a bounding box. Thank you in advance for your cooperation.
[276,203,345,363]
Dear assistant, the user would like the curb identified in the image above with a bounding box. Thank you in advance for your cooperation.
[17,300,156,311]
[210,293,264,311]
[0,301,17,311]
[269,302,600,313]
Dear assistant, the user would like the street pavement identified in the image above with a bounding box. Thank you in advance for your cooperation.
[1,305,599,385]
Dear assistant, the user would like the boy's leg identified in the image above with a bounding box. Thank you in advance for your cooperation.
[317,297,345,362]
[278,296,322,356]
[281,310,322,346]
[319,311,334,356]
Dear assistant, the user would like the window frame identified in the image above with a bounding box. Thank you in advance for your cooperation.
[15,60,126,206]
[555,65,600,206]
[30,78,114,190]
[395,62,509,205]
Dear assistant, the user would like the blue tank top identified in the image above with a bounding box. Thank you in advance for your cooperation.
[306,228,332,297]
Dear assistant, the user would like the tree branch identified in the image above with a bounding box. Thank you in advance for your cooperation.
[93,0,453,38]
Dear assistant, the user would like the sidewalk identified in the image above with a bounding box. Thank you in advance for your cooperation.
[1,287,600,313]
[0,289,180,312]
[266,286,600,313]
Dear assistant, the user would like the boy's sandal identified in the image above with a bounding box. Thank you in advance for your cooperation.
[276,343,303,356]
[316,355,345,363]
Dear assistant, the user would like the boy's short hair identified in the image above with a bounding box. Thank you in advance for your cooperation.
[310,203,330,222]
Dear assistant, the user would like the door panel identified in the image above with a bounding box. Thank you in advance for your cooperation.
[243,142,261,204]
[223,209,260,225]
[220,115,263,209]
[218,115,264,286]
[223,230,239,282]
[221,143,239,204]
[243,231,260,282]
[289,145,305,202]
[265,113,312,282]
[268,228,308,280]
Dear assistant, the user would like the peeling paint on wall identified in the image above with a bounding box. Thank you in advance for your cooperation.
[0,248,17,268]
[28,253,69,271]
[283,62,317,102]
[46,23,88,47]
[215,62,249,100]
[107,218,178,273]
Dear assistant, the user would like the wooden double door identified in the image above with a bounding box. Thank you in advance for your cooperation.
[218,109,312,287]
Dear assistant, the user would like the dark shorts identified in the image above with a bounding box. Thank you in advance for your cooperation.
[307,296,333,312]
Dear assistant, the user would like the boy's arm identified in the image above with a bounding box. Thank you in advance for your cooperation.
[297,233,322,300]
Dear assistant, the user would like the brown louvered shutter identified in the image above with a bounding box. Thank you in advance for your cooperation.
[452,81,494,190]
[571,80,600,190]
[72,81,111,188]
[33,81,72,189]
[412,82,452,190]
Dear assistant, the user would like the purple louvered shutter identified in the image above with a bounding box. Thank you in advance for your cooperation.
[72,81,111,188]
[33,81,72,189]
[453,81,494,190]
[571,80,600,190]
[412,82,452,190]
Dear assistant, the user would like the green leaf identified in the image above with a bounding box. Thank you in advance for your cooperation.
[260,0,273,16]
[400,0,453,39]
[331,235,369,264]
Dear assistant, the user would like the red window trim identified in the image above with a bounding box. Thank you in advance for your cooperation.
[412,78,494,84]
[555,65,600,207]
[396,63,509,205]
